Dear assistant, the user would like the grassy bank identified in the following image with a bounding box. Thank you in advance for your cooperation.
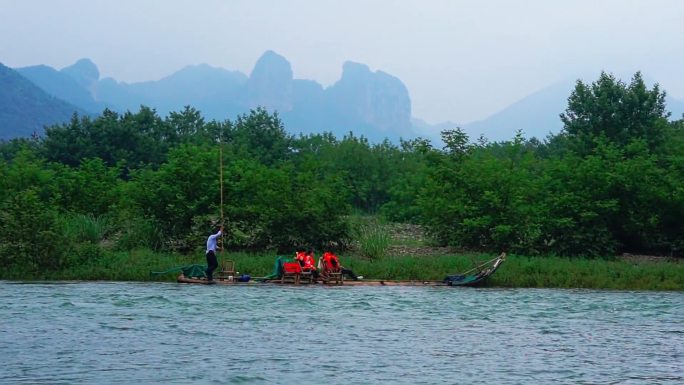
[2,249,682,291]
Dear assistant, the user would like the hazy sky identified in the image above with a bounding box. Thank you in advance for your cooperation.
[1,0,683,123]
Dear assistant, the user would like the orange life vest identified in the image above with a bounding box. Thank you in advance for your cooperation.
[295,251,307,267]
[323,252,340,271]
[303,253,316,270]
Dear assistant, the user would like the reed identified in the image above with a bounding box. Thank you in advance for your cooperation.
[357,225,391,261]
[350,216,391,261]
[58,214,111,244]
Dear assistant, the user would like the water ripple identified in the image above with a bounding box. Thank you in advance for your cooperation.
[1,282,682,384]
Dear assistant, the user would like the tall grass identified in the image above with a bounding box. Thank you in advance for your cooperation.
[490,254,684,290]
[349,216,391,261]
[342,252,491,281]
[3,247,682,291]
[358,225,391,261]
[59,214,111,244]
[116,219,164,251]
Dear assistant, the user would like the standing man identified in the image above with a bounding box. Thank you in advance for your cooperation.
[206,225,223,282]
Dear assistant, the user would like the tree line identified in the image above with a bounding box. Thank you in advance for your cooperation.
[1,72,682,272]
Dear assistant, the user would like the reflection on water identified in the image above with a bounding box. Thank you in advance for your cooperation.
[1,282,682,384]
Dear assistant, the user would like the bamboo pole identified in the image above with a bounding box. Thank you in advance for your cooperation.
[460,253,505,275]
[219,127,224,252]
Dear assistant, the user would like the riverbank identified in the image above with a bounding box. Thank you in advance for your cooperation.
[1,249,681,291]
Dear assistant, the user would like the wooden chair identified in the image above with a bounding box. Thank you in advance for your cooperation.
[299,268,315,284]
[321,268,343,285]
[281,262,302,284]
[216,259,236,281]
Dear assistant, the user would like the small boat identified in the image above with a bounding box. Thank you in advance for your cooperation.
[443,252,506,286]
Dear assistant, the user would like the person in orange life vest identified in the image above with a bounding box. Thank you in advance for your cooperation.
[296,248,319,281]
[303,249,316,271]
[304,248,320,280]
[322,251,336,271]
[295,250,307,267]
[322,251,362,280]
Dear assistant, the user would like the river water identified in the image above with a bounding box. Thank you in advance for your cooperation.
[0,282,681,384]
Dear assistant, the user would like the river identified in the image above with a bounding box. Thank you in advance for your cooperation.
[0,282,681,384]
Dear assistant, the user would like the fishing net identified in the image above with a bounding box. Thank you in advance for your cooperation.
[150,264,207,278]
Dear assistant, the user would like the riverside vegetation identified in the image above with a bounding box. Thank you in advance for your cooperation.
[1,72,682,289]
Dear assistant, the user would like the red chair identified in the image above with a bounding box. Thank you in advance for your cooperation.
[282,262,303,284]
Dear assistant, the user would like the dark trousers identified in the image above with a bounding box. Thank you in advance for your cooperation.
[341,268,358,280]
[206,250,218,280]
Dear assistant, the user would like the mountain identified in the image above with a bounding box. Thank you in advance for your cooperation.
[324,61,413,139]
[461,81,573,142]
[91,51,416,141]
[247,50,293,112]
[6,55,684,144]
[61,58,100,92]
[0,63,83,140]
[7,52,416,142]
[97,63,248,119]
[16,59,105,113]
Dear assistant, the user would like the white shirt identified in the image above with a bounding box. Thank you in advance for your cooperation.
[206,230,222,253]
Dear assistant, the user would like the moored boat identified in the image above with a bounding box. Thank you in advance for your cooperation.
[443,252,506,286]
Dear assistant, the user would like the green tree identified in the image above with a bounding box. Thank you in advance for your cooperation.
[51,158,121,217]
[420,132,547,253]
[0,189,67,270]
[123,144,218,248]
[560,72,669,155]
[381,137,433,222]
[224,107,293,166]
[43,107,172,170]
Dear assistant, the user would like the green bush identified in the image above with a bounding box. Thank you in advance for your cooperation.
[0,189,69,271]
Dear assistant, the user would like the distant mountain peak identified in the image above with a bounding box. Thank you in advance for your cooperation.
[250,50,293,78]
[247,50,294,111]
[342,61,370,74]
[60,58,100,101]
[329,60,412,136]
[61,58,100,85]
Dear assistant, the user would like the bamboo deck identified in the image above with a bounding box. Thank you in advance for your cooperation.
[177,274,450,287]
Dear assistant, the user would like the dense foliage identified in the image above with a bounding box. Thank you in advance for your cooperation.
[421,72,683,256]
[1,72,682,273]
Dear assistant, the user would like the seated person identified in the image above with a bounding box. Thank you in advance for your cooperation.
[296,248,319,281]
[322,251,362,281]
[295,250,307,267]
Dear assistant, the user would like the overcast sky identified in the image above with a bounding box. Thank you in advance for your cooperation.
[1,0,683,124]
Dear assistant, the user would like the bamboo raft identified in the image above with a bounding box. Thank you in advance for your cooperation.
[176,253,506,288]
[177,275,449,287]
